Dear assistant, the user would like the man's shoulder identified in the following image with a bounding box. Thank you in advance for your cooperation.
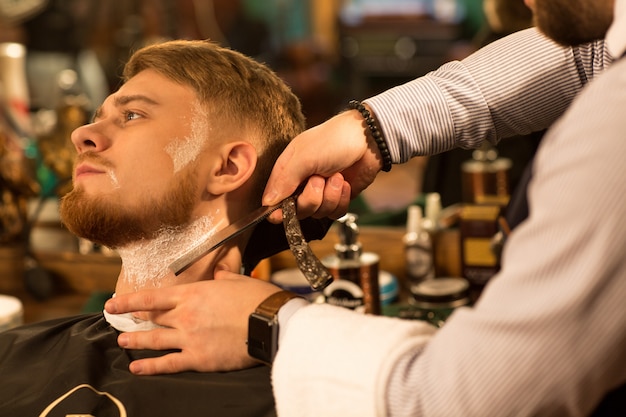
[0,313,110,358]
[1,313,105,338]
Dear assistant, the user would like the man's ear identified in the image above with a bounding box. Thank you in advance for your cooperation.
[205,141,257,195]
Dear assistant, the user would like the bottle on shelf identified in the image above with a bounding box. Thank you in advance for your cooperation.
[403,205,435,301]
[422,192,442,234]
[321,213,381,314]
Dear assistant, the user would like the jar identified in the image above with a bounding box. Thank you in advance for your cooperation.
[400,277,470,327]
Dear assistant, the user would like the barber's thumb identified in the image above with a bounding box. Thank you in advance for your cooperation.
[214,263,232,280]
[262,187,280,206]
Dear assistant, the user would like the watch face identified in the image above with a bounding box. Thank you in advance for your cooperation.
[247,313,278,365]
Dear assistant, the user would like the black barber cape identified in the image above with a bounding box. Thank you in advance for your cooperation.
[0,313,276,417]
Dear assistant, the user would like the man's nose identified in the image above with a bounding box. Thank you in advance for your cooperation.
[70,122,110,153]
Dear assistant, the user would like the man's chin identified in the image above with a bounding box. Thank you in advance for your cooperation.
[61,168,197,249]
[61,191,144,249]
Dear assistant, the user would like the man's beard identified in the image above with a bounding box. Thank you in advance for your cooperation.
[60,169,197,249]
[533,0,613,46]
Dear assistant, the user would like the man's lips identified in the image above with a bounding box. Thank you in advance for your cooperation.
[74,164,106,179]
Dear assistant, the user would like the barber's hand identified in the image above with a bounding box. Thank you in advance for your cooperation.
[104,268,282,374]
[264,109,384,224]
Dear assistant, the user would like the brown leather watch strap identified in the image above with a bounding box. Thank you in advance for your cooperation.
[254,290,301,318]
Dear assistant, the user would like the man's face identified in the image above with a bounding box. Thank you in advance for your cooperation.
[60,69,209,248]
[525,0,614,46]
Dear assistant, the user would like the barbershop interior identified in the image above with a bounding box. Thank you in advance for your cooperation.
[0,0,534,332]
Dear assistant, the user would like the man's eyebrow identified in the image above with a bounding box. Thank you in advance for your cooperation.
[113,94,159,107]
[92,94,159,122]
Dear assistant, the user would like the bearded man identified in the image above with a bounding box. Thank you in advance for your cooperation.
[109,1,626,416]
[0,39,318,417]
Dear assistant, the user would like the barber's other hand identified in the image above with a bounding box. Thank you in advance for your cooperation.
[264,109,383,223]
[104,269,282,374]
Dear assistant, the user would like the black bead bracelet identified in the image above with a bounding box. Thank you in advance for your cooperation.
[347,100,392,172]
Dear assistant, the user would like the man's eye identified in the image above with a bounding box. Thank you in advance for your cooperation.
[124,111,142,121]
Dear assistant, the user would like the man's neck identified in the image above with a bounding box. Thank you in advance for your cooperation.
[115,215,227,294]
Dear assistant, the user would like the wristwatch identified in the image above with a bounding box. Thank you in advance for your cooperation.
[247,290,301,365]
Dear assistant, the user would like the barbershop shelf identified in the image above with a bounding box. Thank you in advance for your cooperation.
[20,292,94,324]
[32,251,120,295]
[0,249,120,324]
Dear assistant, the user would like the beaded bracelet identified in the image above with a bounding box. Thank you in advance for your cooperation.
[347,100,392,172]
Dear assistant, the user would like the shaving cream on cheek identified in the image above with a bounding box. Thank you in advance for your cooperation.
[118,215,225,291]
[165,107,209,173]
[108,171,120,188]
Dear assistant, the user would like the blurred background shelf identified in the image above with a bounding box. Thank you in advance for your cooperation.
[0,247,119,324]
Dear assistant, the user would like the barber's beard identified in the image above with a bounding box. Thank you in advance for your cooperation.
[60,170,197,249]
[533,0,613,46]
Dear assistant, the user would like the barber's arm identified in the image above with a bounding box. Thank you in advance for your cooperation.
[265,28,606,224]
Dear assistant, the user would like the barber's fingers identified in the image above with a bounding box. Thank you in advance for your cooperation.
[213,267,243,280]
[119,328,242,374]
[263,120,361,206]
[326,180,351,219]
[105,287,179,315]
[263,144,305,206]
[292,175,327,219]
[307,173,350,219]
[118,330,199,374]
[118,328,179,352]
[265,174,323,223]
[126,349,254,375]
[128,352,192,375]
[266,173,351,224]
[119,323,257,374]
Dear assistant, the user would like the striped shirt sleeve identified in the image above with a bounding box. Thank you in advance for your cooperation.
[365,28,611,164]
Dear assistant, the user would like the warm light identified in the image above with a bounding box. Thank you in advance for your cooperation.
[0,43,26,59]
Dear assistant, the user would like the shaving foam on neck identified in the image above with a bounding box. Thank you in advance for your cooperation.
[117,214,224,291]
